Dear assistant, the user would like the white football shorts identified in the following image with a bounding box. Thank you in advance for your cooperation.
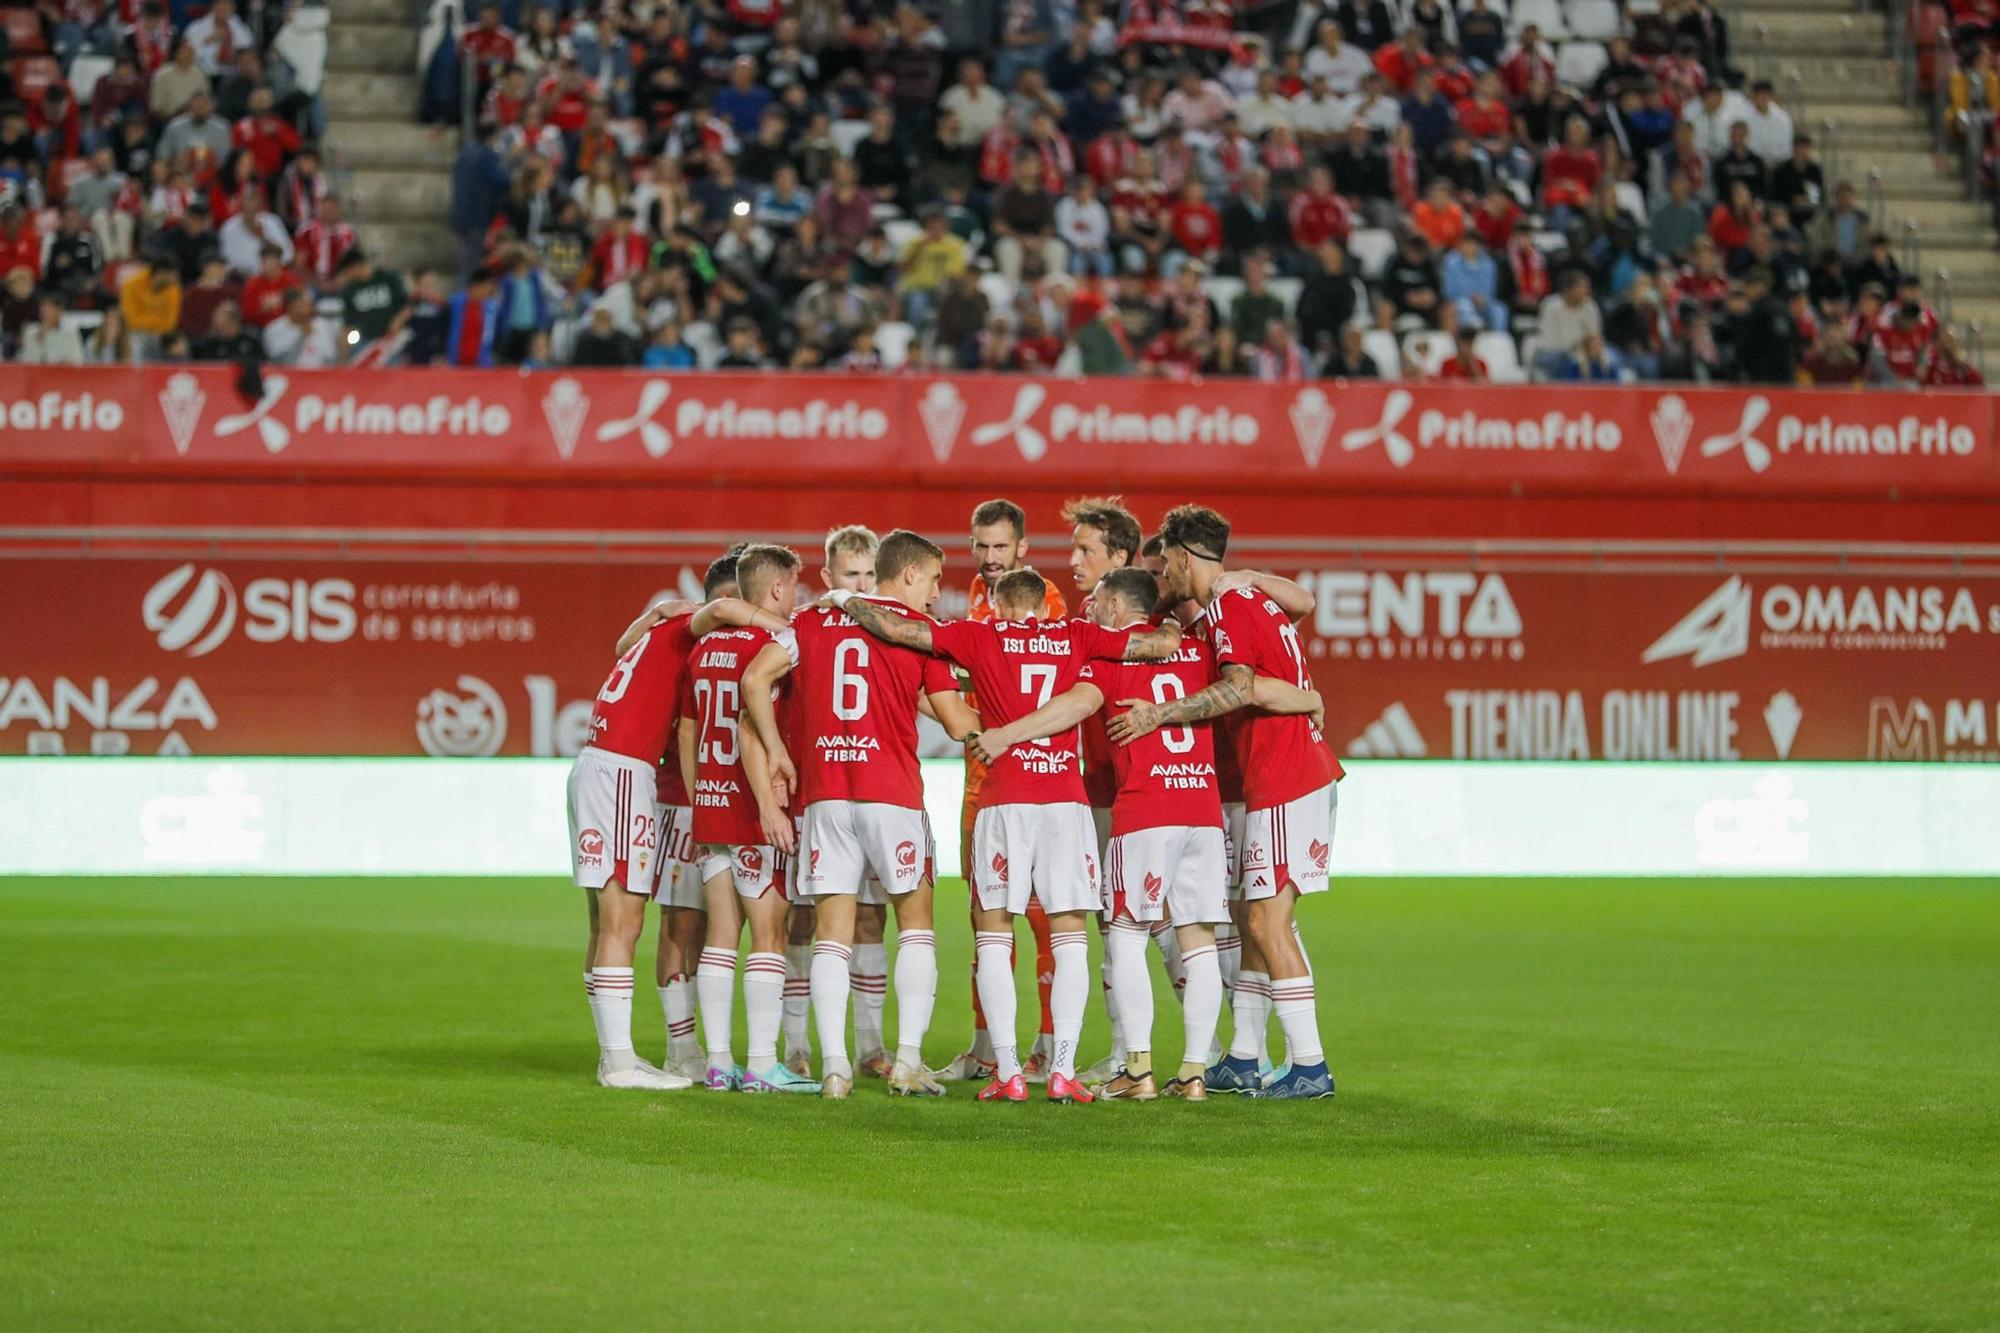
[1222,801,1246,892]
[566,746,659,894]
[1106,824,1230,926]
[1238,783,1338,902]
[652,805,704,908]
[698,843,788,901]
[1091,805,1113,863]
[971,802,1101,916]
[797,800,932,901]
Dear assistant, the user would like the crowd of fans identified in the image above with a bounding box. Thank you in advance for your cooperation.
[0,0,1984,387]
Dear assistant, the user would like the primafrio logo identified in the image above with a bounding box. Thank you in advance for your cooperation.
[416,674,507,757]
[958,382,1259,463]
[1336,390,1622,468]
[1651,392,1979,475]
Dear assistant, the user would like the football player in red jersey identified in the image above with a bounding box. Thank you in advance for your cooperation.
[839,567,1185,1102]
[1111,505,1343,1100]
[680,545,821,1095]
[571,567,786,1090]
[972,567,1324,1099]
[739,531,981,1098]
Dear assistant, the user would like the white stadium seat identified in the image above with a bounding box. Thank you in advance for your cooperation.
[1202,275,1245,320]
[830,119,872,159]
[1509,0,1567,38]
[1348,227,1398,280]
[1267,276,1303,317]
[1564,0,1622,41]
[1556,40,1608,89]
[1476,332,1525,382]
[882,218,922,256]
[874,320,916,369]
[977,272,1016,319]
[1404,330,1454,376]
[1362,329,1404,378]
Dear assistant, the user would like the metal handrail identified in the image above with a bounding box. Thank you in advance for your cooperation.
[1822,117,1841,185]
[1786,68,1807,130]
[1968,321,1987,375]
[1936,266,1956,323]
[1901,216,1922,276]
[1868,168,1887,227]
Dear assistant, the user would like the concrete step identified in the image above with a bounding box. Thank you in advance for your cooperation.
[323,72,421,120]
[1739,0,1878,10]
[1885,198,1998,230]
[1800,99,1929,129]
[1943,297,2000,330]
[347,167,452,220]
[361,221,456,274]
[328,21,418,76]
[1771,54,1900,86]
[328,118,458,171]
[343,0,415,20]
[1746,11,1880,43]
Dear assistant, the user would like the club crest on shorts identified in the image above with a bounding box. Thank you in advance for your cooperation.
[1241,842,1268,870]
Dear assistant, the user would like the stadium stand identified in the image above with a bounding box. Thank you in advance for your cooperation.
[0,0,1988,387]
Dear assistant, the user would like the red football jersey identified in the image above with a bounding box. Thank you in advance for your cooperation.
[1080,641,1225,835]
[780,600,959,811]
[587,614,697,765]
[1205,589,1342,809]
[931,617,1134,807]
[688,627,776,846]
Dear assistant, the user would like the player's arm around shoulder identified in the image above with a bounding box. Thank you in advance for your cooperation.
[826,589,937,653]
[615,598,697,656]
[971,679,1106,764]
[1116,615,1184,662]
[1215,570,1316,624]
[1251,676,1325,729]
[740,640,797,789]
[1108,660,1255,745]
[690,596,790,637]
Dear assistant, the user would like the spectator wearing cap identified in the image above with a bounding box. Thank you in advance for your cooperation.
[150,40,212,121]
[219,191,294,277]
[120,256,183,357]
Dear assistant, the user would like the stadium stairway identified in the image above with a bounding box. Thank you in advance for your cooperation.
[1739,0,2000,335]
[324,0,458,275]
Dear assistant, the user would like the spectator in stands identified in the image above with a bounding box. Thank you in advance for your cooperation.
[1558,332,1625,381]
[1808,181,1868,260]
[1382,229,1441,327]
[1800,320,1865,385]
[149,40,211,121]
[179,254,239,342]
[446,268,500,367]
[1295,239,1357,350]
[1741,79,1793,165]
[158,89,230,164]
[87,308,132,364]
[19,294,84,364]
[219,190,292,276]
[1440,229,1505,332]
[571,303,638,366]
[1435,328,1490,382]
[42,206,102,304]
[1535,270,1603,378]
[1770,134,1824,224]
[262,288,336,367]
[1923,325,1984,386]
[1844,232,1902,300]
[119,254,181,355]
[1333,0,1398,53]
[715,315,768,369]
[450,123,511,280]
[1322,321,1380,377]
[1648,172,1704,261]
[991,151,1065,282]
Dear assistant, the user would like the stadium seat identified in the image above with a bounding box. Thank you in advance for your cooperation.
[1614,181,1648,224]
[830,119,872,159]
[1556,40,1608,89]
[682,320,722,368]
[1202,275,1244,320]
[1348,228,1397,280]
[1404,330,1454,376]
[874,320,916,369]
[1624,0,1662,12]
[12,55,59,100]
[67,54,115,106]
[1564,0,1622,41]
[882,218,921,257]
[977,271,1015,319]
[1476,331,1525,382]
[1530,229,1567,256]
[1267,276,1303,318]
[1509,0,1568,38]
[1362,328,1403,378]
[3,8,45,55]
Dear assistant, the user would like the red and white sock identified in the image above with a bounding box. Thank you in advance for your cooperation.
[695,947,737,1069]
[588,966,636,1071]
[1271,975,1323,1065]
[1099,951,1125,1062]
[810,940,853,1080]
[892,929,936,1071]
[1179,943,1221,1067]
[849,941,888,1058]
[742,951,787,1070]
[1106,917,1154,1057]
[661,973,698,1063]
[974,930,1018,1080]
[1229,970,1272,1064]
[1151,919,1185,998]
[782,943,812,1058]
[1049,929,1091,1078]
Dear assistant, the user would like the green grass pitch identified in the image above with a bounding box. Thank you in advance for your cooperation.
[3,875,1997,1330]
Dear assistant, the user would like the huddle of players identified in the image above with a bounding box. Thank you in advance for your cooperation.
[566,497,1343,1102]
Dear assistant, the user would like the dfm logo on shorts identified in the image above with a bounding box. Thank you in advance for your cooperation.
[738,846,764,874]
[895,839,919,878]
[142,564,357,658]
[578,828,605,866]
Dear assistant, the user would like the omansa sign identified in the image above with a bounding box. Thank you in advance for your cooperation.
[3,365,1994,496]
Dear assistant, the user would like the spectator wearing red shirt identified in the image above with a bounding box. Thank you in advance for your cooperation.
[1455,72,1512,143]
[1085,123,1139,188]
[1434,329,1491,381]
[1500,26,1557,99]
[1011,309,1066,371]
[1411,179,1466,251]
[461,4,518,84]
[537,61,598,135]
[1288,165,1354,250]
[295,197,357,287]
[1539,116,1601,216]
[1373,29,1435,94]
[0,207,41,279]
[240,243,303,327]
[588,207,649,290]
[1167,179,1222,267]
[1706,181,1759,255]
[483,66,532,129]
[1871,290,1940,384]
[1471,182,1522,249]
[1922,325,1984,386]
[231,89,302,180]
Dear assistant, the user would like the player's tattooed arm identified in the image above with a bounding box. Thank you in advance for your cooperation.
[1108,662,1254,745]
[740,642,798,796]
[676,717,698,812]
[615,599,698,655]
[1119,618,1184,661]
[690,596,789,638]
[836,594,935,653]
[1214,570,1315,624]
[927,688,982,742]
[1251,677,1325,732]
[969,683,1103,764]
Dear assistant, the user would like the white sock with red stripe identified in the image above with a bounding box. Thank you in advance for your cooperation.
[1049,930,1091,1079]
[974,930,1019,1080]
[1106,918,1153,1058]
[1216,925,1242,992]
[1100,953,1126,1063]
[1151,920,1185,999]
[1229,970,1272,1064]
[1292,921,1314,978]
[661,973,698,1063]
[782,944,812,1059]
[850,942,888,1058]
[1179,944,1222,1070]
[892,930,936,1070]
[695,947,737,1069]
[810,941,853,1081]
[1270,975,1324,1066]
[588,966,636,1071]
[742,951,787,1070]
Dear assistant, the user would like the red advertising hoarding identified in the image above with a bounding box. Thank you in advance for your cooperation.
[2,365,1995,497]
[4,553,1996,763]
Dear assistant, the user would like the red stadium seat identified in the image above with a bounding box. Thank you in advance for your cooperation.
[2,9,47,57]
[12,55,60,100]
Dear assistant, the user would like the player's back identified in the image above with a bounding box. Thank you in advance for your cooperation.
[687,626,773,846]
[787,601,953,810]
[587,613,697,765]
[1085,640,1224,834]
[935,615,1124,807]
[1206,589,1341,808]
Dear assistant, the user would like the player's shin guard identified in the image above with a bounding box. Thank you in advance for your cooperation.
[662,973,698,1063]
[588,966,636,1070]
[1178,944,1222,1072]
[1027,898,1057,1037]
[810,941,854,1080]
[974,931,1019,1080]
[1049,930,1091,1079]
[850,942,888,1058]
[1106,919,1154,1059]
[1215,925,1241,992]
[1270,976,1324,1066]
[742,952,787,1070]
[892,930,937,1071]
[1229,970,1272,1065]
[783,943,813,1056]
[1151,920,1185,999]
[696,949,738,1068]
